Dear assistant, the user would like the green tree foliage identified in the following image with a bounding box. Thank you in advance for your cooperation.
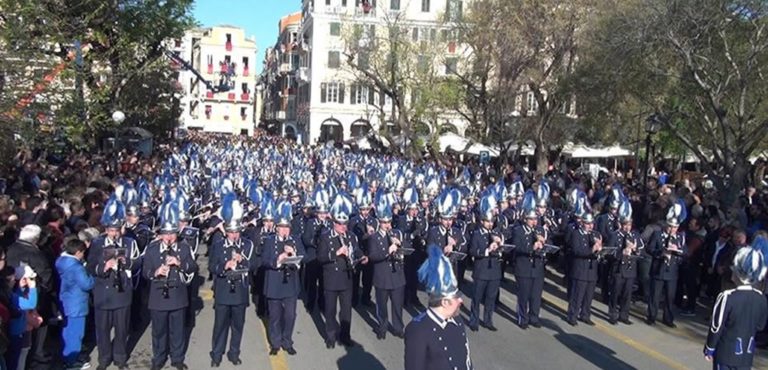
[576,0,768,206]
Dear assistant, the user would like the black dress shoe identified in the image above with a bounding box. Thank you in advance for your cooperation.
[97,365,108,370]
[645,318,656,326]
[150,366,162,370]
[485,323,498,332]
[211,360,221,367]
[619,318,633,325]
[376,331,386,340]
[340,339,357,347]
[283,347,297,355]
[269,347,280,356]
[469,323,479,332]
[567,318,578,327]
[519,323,529,330]
[231,358,242,366]
[531,322,542,328]
[172,363,188,370]
[326,340,336,349]
[392,331,404,339]
[609,318,618,325]
[580,318,595,326]
[663,321,677,328]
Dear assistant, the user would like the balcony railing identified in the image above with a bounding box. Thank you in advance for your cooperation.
[279,63,291,74]
[225,41,233,51]
[207,64,214,74]
[243,67,250,77]
[355,6,376,17]
[228,92,236,100]
[276,111,286,120]
[241,93,250,101]
[297,67,311,83]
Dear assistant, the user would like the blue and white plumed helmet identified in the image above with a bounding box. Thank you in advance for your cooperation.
[330,193,354,224]
[176,190,191,222]
[731,236,768,285]
[354,186,372,210]
[479,193,497,222]
[123,185,139,217]
[276,200,293,227]
[666,198,687,227]
[158,200,180,234]
[419,244,460,300]
[509,180,525,199]
[375,196,393,223]
[261,193,276,221]
[536,180,550,207]
[618,196,633,224]
[101,193,126,229]
[221,191,244,232]
[403,185,419,209]
[522,190,537,219]
[313,186,331,214]
[437,189,458,219]
[608,184,624,210]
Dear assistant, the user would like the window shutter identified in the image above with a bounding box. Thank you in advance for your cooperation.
[339,83,345,104]
[321,83,327,103]
[368,86,375,105]
[350,84,358,104]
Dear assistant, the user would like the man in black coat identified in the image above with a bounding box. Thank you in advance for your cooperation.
[367,209,406,339]
[566,213,601,326]
[395,203,427,307]
[607,217,642,325]
[513,210,547,329]
[301,207,329,312]
[646,221,686,327]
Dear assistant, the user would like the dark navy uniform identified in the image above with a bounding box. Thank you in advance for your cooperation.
[427,225,467,285]
[302,217,327,311]
[262,235,304,351]
[513,225,546,327]
[317,229,362,344]
[209,237,255,364]
[350,212,376,305]
[87,235,140,368]
[404,309,473,370]
[705,286,768,369]
[142,239,198,368]
[468,227,503,329]
[567,228,600,323]
[395,214,427,305]
[596,212,619,302]
[244,224,272,316]
[125,223,154,253]
[367,229,406,337]
[607,229,642,323]
[646,229,686,324]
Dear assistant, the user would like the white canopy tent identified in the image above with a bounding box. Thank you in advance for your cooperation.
[438,133,500,157]
[564,143,634,158]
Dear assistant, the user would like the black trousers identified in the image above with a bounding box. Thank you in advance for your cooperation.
[404,253,422,305]
[609,276,635,321]
[150,308,187,367]
[324,288,353,342]
[375,286,405,334]
[303,260,324,311]
[648,279,677,323]
[29,324,52,370]
[352,265,373,305]
[637,258,652,303]
[95,306,130,366]
[599,261,613,303]
[210,304,246,362]
[252,268,268,316]
[568,279,597,321]
[470,279,501,326]
[267,297,297,349]
[676,265,700,311]
[516,276,544,326]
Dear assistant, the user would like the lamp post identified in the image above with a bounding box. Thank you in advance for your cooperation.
[112,110,125,152]
[642,114,661,189]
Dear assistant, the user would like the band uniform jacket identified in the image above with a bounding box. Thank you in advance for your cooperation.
[570,229,599,282]
[142,239,198,311]
[210,237,255,306]
[404,308,473,370]
[607,230,642,279]
[512,225,546,279]
[124,223,153,253]
[395,215,427,250]
[705,285,768,368]
[302,218,327,262]
[262,235,305,299]
[469,228,503,281]
[317,230,362,291]
[426,226,467,255]
[87,235,140,310]
[366,230,406,290]
[595,213,619,241]
[647,230,687,281]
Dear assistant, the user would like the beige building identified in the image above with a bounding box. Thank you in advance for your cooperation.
[177,25,258,135]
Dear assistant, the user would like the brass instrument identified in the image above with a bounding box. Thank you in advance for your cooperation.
[281,238,298,283]
[103,245,128,293]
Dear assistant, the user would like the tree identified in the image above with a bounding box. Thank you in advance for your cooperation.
[342,11,462,160]
[0,0,195,149]
[577,0,768,206]
[451,0,590,174]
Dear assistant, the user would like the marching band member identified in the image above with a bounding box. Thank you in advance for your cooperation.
[263,201,304,356]
[704,237,767,370]
[646,200,688,327]
[513,191,547,329]
[567,210,601,327]
[209,193,254,367]
[468,194,503,332]
[404,244,473,370]
[607,196,643,325]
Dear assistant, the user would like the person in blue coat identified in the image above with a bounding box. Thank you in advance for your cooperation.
[56,239,95,369]
[704,237,768,370]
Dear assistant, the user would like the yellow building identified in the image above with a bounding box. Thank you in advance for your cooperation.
[178,25,258,135]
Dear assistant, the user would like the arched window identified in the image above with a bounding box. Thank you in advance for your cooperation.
[413,121,431,136]
[319,118,343,143]
[350,119,372,138]
[284,124,297,140]
[438,123,459,135]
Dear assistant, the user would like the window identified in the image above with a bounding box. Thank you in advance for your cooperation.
[444,57,457,74]
[240,107,248,117]
[526,91,537,115]
[342,0,347,6]
[515,93,522,113]
[418,55,430,73]
[447,0,463,21]
[358,52,370,70]
[242,57,249,68]
[328,51,341,69]
[241,83,249,93]
[430,28,437,42]
[390,0,400,10]
[326,0,331,5]
[207,55,213,65]
[351,84,370,104]
[421,0,430,12]
[321,82,345,103]
[205,105,212,119]
[330,22,341,36]
[412,27,419,42]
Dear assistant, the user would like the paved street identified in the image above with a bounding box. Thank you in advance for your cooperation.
[108,252,768,370]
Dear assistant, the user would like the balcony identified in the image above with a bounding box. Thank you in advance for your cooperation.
[355,6,376,17]
[206,91,214,98]
[207,64,214,74]
[279,63,291,74]
[225,41,233,52]
[325,6,346,15]
[387,10,402,19]
[297,67,311,83]
[220,63,229,74]
[243,67,250,77]
[228,92,236,100]
[240,93,250,101]
[276,111,286,120]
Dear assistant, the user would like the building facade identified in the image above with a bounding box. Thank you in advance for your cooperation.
[175,25,258,135]
[260,0,470,145]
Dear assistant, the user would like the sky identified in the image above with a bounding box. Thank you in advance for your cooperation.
[193,0,301,74]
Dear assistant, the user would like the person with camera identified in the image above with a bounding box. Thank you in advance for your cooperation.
[56,239,94,370]
[5,265,38,370]
[142,202,198,370]
[209,193,254,367]
[87,195,140,370]
[262,201,304,356]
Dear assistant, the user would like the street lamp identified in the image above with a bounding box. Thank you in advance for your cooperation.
[112,110,125,152]
[642,114,661,189]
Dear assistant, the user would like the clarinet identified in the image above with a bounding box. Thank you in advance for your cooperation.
[387,230,403,273]
[227,243,243,293]
[160,246,179,299]
[281,238,297,284]
[338,233,354,277]
[589,231,602,270]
